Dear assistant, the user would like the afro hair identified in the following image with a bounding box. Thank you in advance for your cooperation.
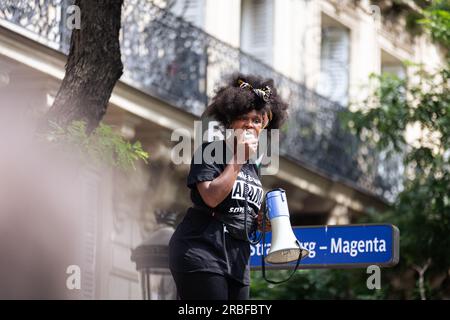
[202,72,288,130]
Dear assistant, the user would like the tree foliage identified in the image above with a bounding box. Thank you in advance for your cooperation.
[341,57,450,298]
[251,2,450,300]
[43,120,149,170]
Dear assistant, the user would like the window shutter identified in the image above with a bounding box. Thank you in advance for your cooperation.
[241,0,274,66]
[318,27,350,106]
[80,168,99,299]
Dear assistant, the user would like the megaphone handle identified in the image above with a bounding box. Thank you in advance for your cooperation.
[261,239,304,285]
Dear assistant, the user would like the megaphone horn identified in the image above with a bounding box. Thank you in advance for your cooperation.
[265,188,309,264]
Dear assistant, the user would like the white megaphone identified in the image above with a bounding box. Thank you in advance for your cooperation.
[265,188,309,264]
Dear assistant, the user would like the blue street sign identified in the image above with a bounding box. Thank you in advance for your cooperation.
[250,224,399,269]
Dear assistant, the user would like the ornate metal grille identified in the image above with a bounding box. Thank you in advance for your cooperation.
[0,0,402,201]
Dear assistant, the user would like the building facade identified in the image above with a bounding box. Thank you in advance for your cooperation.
[0,0,445,299]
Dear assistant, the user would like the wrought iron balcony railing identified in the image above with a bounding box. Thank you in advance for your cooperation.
[0,0,402,201]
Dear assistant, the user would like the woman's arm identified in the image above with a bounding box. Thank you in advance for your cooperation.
[197,159,242,208]
[197,132,259,208]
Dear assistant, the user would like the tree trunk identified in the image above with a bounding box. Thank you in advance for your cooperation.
[45,0,124,132]
[413,258,431,300]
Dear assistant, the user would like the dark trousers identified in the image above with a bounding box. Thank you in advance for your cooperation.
[171,271,250,300]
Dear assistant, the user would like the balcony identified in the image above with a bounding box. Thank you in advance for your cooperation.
[0,0,401,201]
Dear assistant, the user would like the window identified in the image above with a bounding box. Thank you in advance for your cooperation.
[381,50,406,80]
[240,0,274,67]
[318,19,350,106]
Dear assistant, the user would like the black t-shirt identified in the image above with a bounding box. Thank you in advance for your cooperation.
[169,140,263,285]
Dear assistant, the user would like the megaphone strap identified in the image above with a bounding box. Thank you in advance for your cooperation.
[261,239,305,285]
[243,167,263,245]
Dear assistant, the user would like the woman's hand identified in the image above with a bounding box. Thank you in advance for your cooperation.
[234,129,258,163]
[257,210,271,232]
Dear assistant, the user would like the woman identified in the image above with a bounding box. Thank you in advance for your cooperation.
[169,73,288,300]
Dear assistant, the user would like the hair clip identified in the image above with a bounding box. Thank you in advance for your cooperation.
[253,86,272,102]
[238,80,272,102]
[238,79,252,90]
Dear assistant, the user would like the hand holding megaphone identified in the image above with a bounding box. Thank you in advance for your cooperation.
[265,189,309,264]
[257,210,271,232]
